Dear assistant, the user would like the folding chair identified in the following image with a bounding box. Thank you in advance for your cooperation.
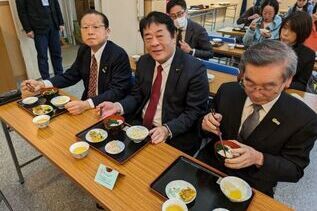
[202,60,240,76]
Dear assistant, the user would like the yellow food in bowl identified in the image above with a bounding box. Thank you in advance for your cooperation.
[228,189,242,200]
[36,118,49,124]
[73,146,87,155]
[166,204,184,211]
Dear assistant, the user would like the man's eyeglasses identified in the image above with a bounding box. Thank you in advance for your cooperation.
[80,25,105,31]
[169,10,186,19]
[240,79,281,93]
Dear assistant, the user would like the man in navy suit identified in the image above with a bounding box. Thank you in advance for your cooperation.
[97,11,209,156]
[21,10,132,115]
[16,0,65,79]
[166,0,213,60]
[198,40,317,196]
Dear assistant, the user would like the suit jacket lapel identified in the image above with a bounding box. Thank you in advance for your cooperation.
[98,42,111,94]
[185,19,194,44]
[244,94,286,146]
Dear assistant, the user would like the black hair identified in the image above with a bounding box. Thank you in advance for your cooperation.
[80,10,109,28]
[166,0,187,13]
[139,11,176,39]
[261,0,279,16]
[292,0,309,13]
[279,11,312,44]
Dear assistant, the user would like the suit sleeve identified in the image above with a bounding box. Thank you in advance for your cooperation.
[165,63,209,137]
[237,7,254,25]
[252,117,317,183]
[192,28,213,60]
[54,0,64,26]
[91,50,132,106]
[49,46,85,88]
[16,0,32,33]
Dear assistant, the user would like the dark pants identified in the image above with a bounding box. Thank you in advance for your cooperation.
[34,26,63,79]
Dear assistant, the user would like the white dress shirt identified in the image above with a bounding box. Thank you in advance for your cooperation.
[43,41,107,108]
[239,95,280,133]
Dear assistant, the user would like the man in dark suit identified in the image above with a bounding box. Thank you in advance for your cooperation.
[97,11,209,156]
[198,40,317,196]
[166,0,213,60]
[21,10,132,115]
[16,0,65,79]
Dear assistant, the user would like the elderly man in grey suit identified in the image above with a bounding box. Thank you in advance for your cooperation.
[166,0,213,60]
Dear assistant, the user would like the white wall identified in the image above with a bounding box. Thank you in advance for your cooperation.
[99,0,144,55]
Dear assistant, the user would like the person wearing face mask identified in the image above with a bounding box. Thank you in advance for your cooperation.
[166,0,213,60]
[280,11,314,91]
[284,0,314,18]
[243,0,282,47]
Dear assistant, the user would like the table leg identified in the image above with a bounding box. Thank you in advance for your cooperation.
[1,121,24,184]
[0,190,13,211]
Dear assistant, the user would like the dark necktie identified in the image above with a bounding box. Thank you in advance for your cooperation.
[239,104,262,140]
[176,29,183,47]
[88,55,98,98]
[143,65,163,129]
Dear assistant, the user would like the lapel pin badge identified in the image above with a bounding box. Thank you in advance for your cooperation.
[176,68,181,72]
[102,67,107,73]
[272,118,280,125]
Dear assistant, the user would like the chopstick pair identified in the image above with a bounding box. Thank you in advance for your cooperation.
[210,108,227,158]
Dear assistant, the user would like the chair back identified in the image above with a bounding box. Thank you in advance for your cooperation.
[208,35,236,44]
[202,60,240,76]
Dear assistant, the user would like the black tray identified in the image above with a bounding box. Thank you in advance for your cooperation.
[75,121,150,164]
[0,89,21,106]
[17,94,67,119]
[150,156,253,211]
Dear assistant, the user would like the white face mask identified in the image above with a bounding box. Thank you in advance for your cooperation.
[174,16,187,29]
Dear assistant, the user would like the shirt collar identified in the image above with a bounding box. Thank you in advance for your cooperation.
[91,41,107,62]
[245,94,281,114]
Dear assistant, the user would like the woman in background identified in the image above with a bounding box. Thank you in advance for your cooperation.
[304,4,317,51]
[280,11,315,91]
[243,0,282,47]
[284,0,313,18]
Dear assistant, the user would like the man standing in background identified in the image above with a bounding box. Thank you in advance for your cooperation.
[16,0,64,79]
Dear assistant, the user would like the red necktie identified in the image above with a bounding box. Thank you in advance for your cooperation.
[88,55,98,98]
[143,65,163,129]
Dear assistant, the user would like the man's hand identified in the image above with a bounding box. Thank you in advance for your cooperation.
[26,31,34,39]
[96,102,121,119]
[249,19,257,30]
[202,112,222,135]
[224,140,264,169]
[21,79,45,97]
[59,25,65,32]
[149,126,169,144]
[179,40,192,53]
[64,100,90,115]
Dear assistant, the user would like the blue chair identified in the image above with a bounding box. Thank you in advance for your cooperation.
[208,35,236,44]
[202,60,240,76]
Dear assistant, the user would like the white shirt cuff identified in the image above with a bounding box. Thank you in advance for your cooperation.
[192,49,196,56]
[115,102,124,115]
[43,80,53,87]
[87,99,95,108]
[163,124,173,139]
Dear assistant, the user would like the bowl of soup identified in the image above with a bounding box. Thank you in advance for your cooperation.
[214,140,240,161]
[22,96,39,107]
[69,141,90,159]
[162,198,188,211]
[220,176,252,202]
[126,125,149,143]
[32,114,50,128]
[40,87,59,100]
[103,115,125,134]
[50,95,70,109]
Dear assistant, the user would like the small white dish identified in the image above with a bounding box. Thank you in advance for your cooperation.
[165,180,197,204]
[212,208,229,211]
[22,96,38,106]
[212,38,222,43]
[228,43,235,49]
[105,140,125,154]
[50,95,70,109]
[32,114,50,128]
[259,28,270,34]
[126,125,149,143]
[162,198,188,211]
[85,128,108,143]
[32,104,53,116]
[207,73,215,82]
[220,176,252,202]
[69,141,89,159]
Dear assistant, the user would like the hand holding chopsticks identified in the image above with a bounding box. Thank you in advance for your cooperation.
[210,108,227,158]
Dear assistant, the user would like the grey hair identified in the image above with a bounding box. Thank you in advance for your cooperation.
[239,40,298,81]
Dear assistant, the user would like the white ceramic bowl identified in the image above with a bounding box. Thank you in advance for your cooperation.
[50,96,70,109]
[22,96,38,106]
[212,38,222,43]
[32,115,50,128]
[162,198,188,211]
[69,141,90,159]
[228,43,235,49]
[126,125,149,143]
[207,73,215,82]
[259,28,270,34]
[220,176,252,202]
